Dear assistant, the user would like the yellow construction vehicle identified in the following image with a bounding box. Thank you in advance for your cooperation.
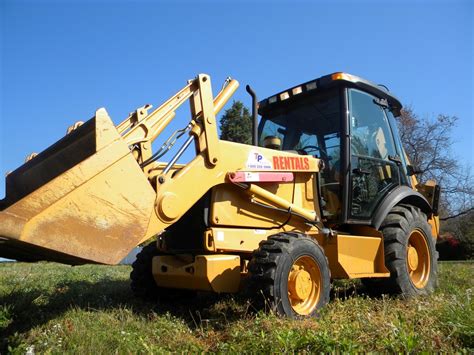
[0,72,440,317]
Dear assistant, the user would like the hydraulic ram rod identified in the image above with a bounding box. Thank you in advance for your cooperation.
[120,78,239,147]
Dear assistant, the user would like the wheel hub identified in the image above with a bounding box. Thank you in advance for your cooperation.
[407,246,419,271]
[289,267,312,301]
[407,229,431,289]
[287,254,323,316]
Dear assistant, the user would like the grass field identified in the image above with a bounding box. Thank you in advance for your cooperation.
[0,261,472,353]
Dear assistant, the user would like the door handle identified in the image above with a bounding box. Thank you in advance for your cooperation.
[388,155,402,164]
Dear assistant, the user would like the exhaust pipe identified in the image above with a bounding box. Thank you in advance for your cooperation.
[246,85,258,146]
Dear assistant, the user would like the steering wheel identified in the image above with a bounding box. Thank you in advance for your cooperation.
[298,145,320,155]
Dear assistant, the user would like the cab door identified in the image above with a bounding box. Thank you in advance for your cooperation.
[347,89,401,220]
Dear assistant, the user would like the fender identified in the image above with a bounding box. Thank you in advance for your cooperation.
[372,185,432,230]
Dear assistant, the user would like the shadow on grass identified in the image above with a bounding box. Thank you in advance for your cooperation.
[0,274,386,351]
[0,277,252,351]
[330,279,388,301]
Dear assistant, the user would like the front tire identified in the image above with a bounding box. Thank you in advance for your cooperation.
[370,204,438,296]
[248,232,331,318]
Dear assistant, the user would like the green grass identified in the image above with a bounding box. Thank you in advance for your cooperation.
[1,262,472,353]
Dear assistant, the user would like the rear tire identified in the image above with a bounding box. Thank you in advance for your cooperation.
[130,242,160,299]
[366,204,438,296]
[248,232,331,318]
[130,238,197,300]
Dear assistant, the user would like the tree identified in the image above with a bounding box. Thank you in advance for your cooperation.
[395,107,474,215]
[395,108,474,259]
[219,101,252,144]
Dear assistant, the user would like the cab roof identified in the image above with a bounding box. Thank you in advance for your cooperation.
[258,72,403,116]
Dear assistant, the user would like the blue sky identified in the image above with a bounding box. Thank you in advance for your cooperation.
[0,0,472,199]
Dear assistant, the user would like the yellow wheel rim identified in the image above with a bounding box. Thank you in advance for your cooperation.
[406,230,431,289]
[287,255,321,315]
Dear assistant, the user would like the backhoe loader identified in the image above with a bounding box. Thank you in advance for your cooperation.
[0,72,440,317]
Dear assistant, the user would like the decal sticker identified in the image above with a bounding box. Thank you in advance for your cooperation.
[246,151,272,170]
[272,156,310,170]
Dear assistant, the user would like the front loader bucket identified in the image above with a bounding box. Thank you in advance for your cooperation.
[0,109,157,265]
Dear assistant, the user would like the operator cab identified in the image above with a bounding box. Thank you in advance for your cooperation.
[258,72,410,226]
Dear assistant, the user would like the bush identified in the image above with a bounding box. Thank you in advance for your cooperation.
[439,212,474,260]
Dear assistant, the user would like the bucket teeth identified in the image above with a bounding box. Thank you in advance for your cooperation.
[24,152,38,163]
[66,121,84,135]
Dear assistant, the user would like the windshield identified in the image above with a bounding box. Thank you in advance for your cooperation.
[258,89,341,161]
[258,88,343,221]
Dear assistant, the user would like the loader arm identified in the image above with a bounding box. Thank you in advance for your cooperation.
[0,74,319,265]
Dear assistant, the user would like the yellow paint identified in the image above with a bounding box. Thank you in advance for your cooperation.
[429,215,440,238]
[245,183,317,222]
[210,182,295,229]
[288,255,322,316]
[0,72,431,297]
[152,254,241,293]
[417,180,440,238]
[407,229,431,289]
[206,227,285,252]
[324,234,390,279]
[0,110,156,264]
[0,75,243,264]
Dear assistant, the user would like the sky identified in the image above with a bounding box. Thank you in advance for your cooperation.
[0,0,473,199]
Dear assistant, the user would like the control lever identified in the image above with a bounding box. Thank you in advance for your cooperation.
[353,167,371,175]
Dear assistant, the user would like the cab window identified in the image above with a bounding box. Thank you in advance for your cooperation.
[348,89,400,219]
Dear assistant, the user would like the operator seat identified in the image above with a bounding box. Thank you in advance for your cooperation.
[321,159,342,218]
